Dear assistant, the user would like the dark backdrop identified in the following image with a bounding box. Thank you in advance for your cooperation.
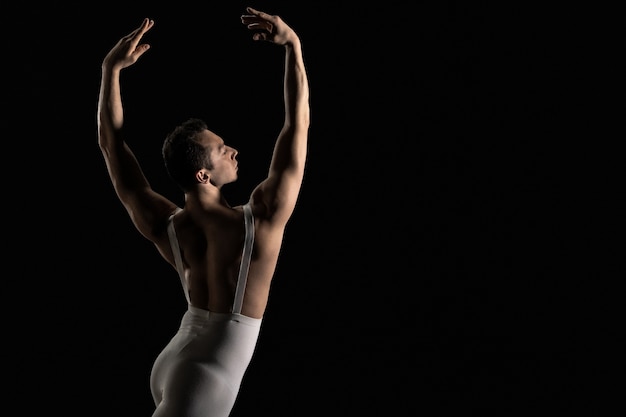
[3,1,608,415]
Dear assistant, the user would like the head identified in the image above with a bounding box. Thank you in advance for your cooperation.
[162,118,239,192]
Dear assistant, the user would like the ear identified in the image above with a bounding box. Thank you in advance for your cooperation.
[195,170,210,184]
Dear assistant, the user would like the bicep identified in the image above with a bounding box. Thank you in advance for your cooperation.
[251,167,303,227]
[103,141,178,242]
[123,188,178,243]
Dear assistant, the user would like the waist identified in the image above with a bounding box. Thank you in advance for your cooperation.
[186,304,262,327]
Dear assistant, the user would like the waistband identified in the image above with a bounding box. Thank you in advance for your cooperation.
[187,304,262,326]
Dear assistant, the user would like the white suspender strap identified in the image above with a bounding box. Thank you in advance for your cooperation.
[233,203,255,314]
[166,210,191,305]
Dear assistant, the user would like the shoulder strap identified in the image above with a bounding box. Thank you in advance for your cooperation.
[233,203,255,314]
[166,209,191,305]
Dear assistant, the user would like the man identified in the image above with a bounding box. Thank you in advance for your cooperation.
[97,7,310,416]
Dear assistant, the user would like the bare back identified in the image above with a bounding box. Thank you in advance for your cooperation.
[165,203,284,319]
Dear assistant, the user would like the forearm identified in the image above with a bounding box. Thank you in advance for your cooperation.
[97,68,124,150]
[283,39,310,129]
[97,66,151,203]
[267,38,310,179]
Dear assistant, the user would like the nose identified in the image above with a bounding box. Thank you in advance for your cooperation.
[231,148,238,159]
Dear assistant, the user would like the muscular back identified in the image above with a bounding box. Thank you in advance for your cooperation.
[162,203,284,319]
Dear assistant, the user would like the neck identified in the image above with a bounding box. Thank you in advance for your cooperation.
[184,186,229,210]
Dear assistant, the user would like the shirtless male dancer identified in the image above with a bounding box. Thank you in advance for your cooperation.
[97,7,310,417]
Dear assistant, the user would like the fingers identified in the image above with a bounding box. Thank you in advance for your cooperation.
[252,32,268,41]
[126,18,153,55]
[241,8,272,24]
[241,8,275,36]
[245,21,273,33]
[103,17,155,69]
[124,18,153,38]
[246,7,263,16]
[134,18,154,41]
[141,18,155,32]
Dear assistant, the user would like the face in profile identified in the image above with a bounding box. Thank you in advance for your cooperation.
[198,129,239,186]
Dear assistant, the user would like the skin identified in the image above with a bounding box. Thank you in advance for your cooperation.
[97,7,310,319]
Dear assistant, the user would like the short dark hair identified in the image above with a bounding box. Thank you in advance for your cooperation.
[162,118,212,191]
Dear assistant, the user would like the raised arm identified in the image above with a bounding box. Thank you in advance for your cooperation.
[241,8,311,227]
[97,18,177,243]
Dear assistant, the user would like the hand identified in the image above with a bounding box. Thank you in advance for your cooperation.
[240,7,298,46]
[102,18,155,71]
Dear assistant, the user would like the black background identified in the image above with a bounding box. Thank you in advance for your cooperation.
[3,1,615,415]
